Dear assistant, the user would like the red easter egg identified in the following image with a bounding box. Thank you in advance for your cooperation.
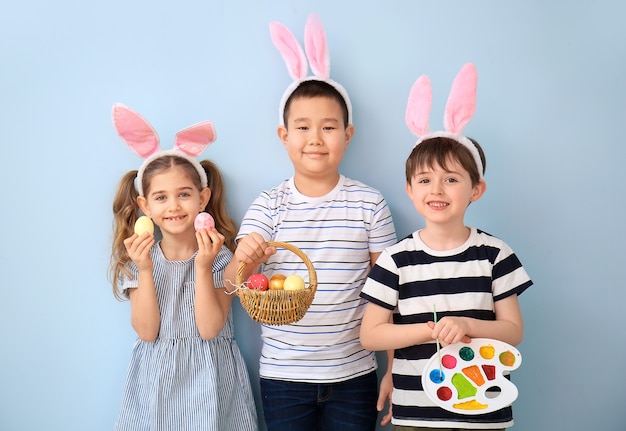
[246,273,269,291]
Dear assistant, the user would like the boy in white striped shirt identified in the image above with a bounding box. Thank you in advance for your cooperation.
[230,77,397,431]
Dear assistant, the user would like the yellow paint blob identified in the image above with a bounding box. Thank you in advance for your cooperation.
[479,345,495,359]
[453,399,489,410]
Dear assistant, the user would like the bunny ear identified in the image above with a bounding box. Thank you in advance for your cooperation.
[444,63,478,135]
[174,121,216,157]
[405,75,433,137]
[304,13,330,80]
[112,103,160,158]
[270,21,308,81]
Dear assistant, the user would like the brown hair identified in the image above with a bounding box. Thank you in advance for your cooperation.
[108,156,237,300]
[405,136,486,186]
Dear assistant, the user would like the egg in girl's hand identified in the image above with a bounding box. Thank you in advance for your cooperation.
[134,216,154,236]
[194,212,215,232]
[283,274,305,291]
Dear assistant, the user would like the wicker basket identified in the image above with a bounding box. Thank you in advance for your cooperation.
[235,241,317,325]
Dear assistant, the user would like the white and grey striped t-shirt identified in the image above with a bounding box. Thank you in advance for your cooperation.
[237,175,397,383]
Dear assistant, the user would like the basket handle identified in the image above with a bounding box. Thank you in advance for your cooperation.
[235,241,317,293]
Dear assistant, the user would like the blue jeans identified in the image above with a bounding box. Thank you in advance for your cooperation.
[260,371,378,431]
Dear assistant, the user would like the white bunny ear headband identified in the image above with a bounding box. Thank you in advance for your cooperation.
[270,13,352,125]
[112,103,217,196]
[405,63,483,179]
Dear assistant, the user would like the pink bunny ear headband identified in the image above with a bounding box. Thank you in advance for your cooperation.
[112,103,217,196]
[405,63,483,179]
[270,13,352,125]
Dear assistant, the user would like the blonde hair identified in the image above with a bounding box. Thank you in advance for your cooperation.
[108,156,237,300]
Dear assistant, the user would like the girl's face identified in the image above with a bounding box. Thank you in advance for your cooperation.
[277,96,354,182]
[138,166,210,237]
[406,158,485,228]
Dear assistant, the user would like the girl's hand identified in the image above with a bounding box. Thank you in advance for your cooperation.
[195,227,225,269]
[429,317,472,346]
[124,233,154,271]
[234,232,276,266]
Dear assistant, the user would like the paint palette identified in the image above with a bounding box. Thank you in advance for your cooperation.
[421,338,521,415]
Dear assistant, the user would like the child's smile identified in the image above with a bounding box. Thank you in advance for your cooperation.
[406,159,483,227]
[138,166,207,236]
[279,96,353,180]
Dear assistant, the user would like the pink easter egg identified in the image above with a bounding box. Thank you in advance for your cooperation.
[194,212,215,232]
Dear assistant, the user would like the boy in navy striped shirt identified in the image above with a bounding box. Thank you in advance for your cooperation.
[359,63,532,430]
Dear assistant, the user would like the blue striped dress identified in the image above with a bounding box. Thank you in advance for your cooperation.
[115,243,258,431]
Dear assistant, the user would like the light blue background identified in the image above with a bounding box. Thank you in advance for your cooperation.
[1,1,624,430]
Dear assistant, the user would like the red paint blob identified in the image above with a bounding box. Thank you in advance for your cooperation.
[437,386,453,401]
[482,364,496,381]
[442,354,457,369]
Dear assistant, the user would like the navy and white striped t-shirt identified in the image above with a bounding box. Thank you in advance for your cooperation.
[237,175,397,383]
[360,228,532,429]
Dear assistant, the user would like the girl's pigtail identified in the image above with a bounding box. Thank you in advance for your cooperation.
[109,170,140,300]
[200,160,238,253]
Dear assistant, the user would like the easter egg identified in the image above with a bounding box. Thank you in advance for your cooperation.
[134,216,154,236]
[194,212,215,232]
[269,274,287,290]
[283,274,305,291]
[246,273,269,291]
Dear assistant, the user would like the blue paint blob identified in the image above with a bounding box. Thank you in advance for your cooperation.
[429,368,445,383]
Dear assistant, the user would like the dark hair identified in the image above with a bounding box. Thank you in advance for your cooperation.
[109,155,237,300]
[283,80,349,127]
[405,136,486,186]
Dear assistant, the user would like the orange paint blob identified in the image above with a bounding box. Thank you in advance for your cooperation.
[462,365,485,386]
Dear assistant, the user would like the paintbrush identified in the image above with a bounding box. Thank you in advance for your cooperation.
[434,304,442,381]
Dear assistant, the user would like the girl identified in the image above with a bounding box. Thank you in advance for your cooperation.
[109,104,258,430]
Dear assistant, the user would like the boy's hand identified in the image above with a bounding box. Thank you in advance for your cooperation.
[235,232,276,266]
[124,233,154,271]
[195,227,225,269]
[428,318,472,346]
[377,370,393,426]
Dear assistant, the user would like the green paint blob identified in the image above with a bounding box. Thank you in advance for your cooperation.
[459,346,475,361]
[451,373,477,399]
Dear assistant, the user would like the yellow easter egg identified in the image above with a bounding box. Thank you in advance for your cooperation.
[283,274,305,291]
[134,216,154,236]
